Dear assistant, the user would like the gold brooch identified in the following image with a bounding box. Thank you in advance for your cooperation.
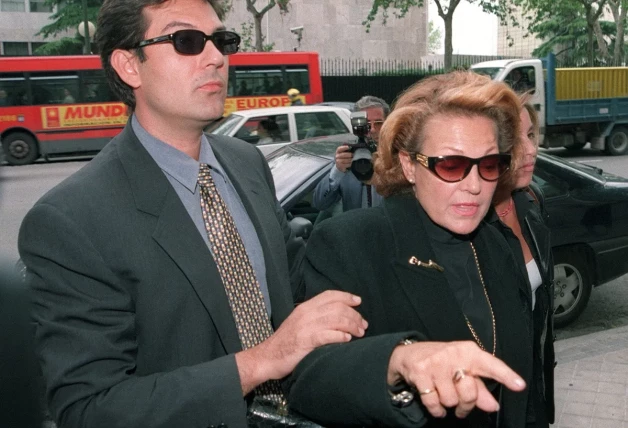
[408,256,444,272]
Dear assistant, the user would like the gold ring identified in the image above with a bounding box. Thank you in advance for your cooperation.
[453,368,467,383]
[419,388,435,395]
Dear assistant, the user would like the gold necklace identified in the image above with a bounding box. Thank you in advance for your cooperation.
[465,242,496,356]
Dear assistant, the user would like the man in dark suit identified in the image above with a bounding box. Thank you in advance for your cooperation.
[18,1,366,427]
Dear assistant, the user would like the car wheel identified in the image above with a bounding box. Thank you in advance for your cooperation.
[2,132,39,165]
[605,126,628,156]
[553,249,593,327]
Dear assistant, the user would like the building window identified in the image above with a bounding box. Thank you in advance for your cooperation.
[29,0,51,12]
[2,42,29,56]
[31,42,47,54]
[0,0,26,12]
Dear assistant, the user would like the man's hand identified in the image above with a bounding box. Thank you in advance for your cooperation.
[387,341,526,419]
[335,145,353,173]
[236,290,367,394]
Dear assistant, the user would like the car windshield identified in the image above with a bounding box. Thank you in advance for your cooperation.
[211,114,243,135]
[268,148,330,202]
[472,67,504,79]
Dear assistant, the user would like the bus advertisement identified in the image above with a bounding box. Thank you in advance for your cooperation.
[0,51,322,165]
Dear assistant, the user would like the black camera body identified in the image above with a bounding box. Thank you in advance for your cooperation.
[348,111,377,182]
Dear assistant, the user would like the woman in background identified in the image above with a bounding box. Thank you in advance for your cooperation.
[489,101,555,427]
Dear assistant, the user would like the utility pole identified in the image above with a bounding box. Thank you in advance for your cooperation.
[82,0,91,54]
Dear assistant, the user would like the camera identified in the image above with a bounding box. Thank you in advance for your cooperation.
[347,111,377,182]
[290,26,304,35]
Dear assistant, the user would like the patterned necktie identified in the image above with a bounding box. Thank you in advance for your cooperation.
[198,163,284,403]
[366,184,373,208]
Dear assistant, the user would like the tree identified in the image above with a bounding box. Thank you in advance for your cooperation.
[244,0,290,52]
[35,0,102,55]
[513,0,607,66]
[606,0,628,65]
[365,0,514,69]
[428,20,443,54]
[234,21,276,52]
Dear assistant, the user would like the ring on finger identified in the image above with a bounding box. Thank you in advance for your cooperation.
[453,368,468,383]
[419,388,436,395]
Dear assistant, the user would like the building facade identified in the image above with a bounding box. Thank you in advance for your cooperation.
[496,5,542,58]
[0,0,63,55]
[223,0,428,61]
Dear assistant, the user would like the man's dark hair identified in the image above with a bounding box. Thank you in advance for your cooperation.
[355,95,390,118]
[95,0,225,110]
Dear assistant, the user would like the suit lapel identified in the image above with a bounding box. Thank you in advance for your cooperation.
[116,124,242,354]
[385,196,476,343]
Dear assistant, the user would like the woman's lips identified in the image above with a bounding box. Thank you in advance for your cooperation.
[452,203,479,216]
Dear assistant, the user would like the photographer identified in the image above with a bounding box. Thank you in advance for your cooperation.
[313,95,389,212]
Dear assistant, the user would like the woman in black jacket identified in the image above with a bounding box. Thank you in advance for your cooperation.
[489,102,555,427]
[287,72,537,427]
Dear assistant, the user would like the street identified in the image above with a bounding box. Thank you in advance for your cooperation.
[2,148,628,341]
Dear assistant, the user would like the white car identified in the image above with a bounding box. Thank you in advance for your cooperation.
[209,105,352,156]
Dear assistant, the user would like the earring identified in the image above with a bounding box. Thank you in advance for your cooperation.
[408,178,415,184]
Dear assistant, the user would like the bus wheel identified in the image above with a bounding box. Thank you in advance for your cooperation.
[2,132,39,165]
[605,127,628,155]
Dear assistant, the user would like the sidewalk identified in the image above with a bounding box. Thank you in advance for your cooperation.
[553,325,628,427]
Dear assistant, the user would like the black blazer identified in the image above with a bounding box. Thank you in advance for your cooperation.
[18,122,303,428]
[488,185,555,424]
[288,194,534,427]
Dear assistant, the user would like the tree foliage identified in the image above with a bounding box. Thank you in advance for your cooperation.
[365,0,513,69]
[244,0,290,52]
[511,0,621,66]
[428,20,443,54]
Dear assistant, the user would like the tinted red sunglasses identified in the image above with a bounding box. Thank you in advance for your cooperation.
[410,152,511,183]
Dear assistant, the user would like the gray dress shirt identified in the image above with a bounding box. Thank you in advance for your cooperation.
[132,116,272,315]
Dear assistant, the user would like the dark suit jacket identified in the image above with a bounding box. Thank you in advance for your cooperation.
[288,194,534,427]
[0,263,43,428]
[18,122,303,428]
[488,185,555,425]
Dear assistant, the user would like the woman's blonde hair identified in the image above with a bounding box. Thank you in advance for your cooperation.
[372,71,521,197]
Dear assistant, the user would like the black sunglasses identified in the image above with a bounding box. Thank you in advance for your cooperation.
[410,152,511,183]
[137,29,241,56]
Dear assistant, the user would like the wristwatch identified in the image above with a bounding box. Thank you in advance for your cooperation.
[388,338,419,408]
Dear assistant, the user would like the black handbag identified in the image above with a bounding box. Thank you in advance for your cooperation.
[246,397,324,428]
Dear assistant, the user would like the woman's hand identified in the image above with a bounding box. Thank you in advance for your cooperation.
[387,341,526,419]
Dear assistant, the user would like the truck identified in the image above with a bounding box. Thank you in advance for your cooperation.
[471,53,628,155]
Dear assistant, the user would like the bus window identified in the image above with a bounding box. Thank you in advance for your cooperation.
[231,66,283,97]
[285,66,309,94]
[80,70,117,102]
[0,73,27,106]
[30,72,79,105]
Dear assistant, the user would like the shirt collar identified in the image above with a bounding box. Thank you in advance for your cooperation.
[131,115,227,193]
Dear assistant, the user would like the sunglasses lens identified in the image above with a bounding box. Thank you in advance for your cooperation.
[212,31,241,55]
[478,154,509,181]
[173,30,206,54]
[434,157,470,182]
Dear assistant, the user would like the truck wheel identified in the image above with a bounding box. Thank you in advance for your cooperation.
[553,248,593,327]
[2,132,39,165]
[605,127,628,155]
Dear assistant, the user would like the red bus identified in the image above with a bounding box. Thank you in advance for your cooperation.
[224,51,323,114]
[0,55,126,165]
[0,52,323,165]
